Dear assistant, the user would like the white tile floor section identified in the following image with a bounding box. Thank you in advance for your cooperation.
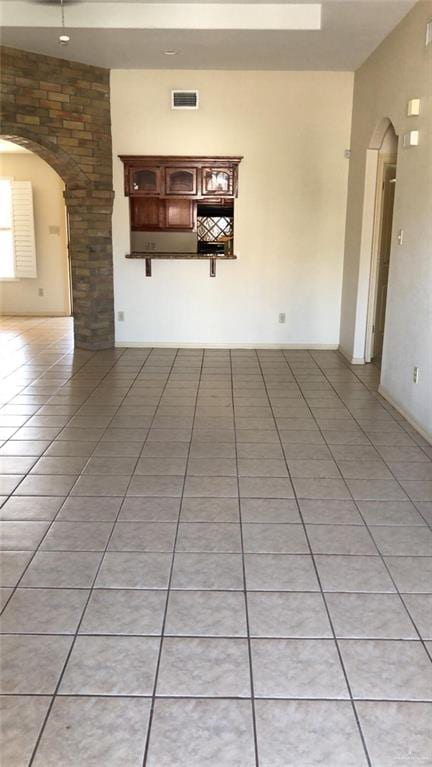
[0,316,432,766]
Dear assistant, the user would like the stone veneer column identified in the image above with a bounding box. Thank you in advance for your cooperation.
[0,45,115,350]
[65,189,115,350]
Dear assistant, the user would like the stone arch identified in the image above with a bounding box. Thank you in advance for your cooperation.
[0,45,115,350]
[0,125,90,190]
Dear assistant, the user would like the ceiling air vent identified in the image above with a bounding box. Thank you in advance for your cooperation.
[171,90,199,110]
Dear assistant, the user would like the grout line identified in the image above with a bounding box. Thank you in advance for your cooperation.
[340,353,432,458]
[309,353,432,664]
[0,348,133,616]
[0,337,92,445]
[230,349,261,767]
[1,329,431,764]
[0,366,123,614]
[256,349,373,767]
[140,347,202,767]
[4,585,422,593]
[2,691,432,703]
[327,353,432,529]
[26,347,166,766]
[0,631,429,642]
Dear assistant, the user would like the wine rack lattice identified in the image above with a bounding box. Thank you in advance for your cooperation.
[197,216,233,242]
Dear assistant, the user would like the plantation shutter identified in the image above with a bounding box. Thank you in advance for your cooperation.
[11,181,37,278]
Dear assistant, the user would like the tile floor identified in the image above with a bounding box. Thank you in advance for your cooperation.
[0,316,432,766]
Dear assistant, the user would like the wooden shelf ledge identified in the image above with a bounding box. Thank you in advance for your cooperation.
[125,252,237,260]
[125,252,237,277]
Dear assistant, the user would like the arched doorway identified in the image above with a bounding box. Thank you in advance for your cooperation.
[364,120,398,364]
[349,117,399,366]
[0,129,114,350]
[0,45,115,350]
[0,139,71,316]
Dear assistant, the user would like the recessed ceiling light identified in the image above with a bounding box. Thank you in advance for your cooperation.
[163,50,178,56]
[58,0,70,45]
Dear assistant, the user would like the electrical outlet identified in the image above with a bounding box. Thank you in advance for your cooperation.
[278,313,286,324]
[117,311,125,322]
[413,366,420,384]
[38,288,44,297]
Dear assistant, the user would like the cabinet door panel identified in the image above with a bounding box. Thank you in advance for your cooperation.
[131,198,162,230]
[165,199,195,229]
[165,167,197,196]
[129,167,160,195]
[202,167,234,197]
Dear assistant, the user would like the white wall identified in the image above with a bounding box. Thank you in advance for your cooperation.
[111,69,353,346]
[340,1,432,438]
[0,152,70,316]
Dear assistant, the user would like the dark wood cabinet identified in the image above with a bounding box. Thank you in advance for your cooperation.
[120,156,241,200]
[120,156,242,257]
[131,197,195,231]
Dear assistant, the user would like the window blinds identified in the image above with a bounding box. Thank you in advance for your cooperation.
[11,181,37,278]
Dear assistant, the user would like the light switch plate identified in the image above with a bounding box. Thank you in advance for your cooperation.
[403,130,419,147]
[407,98,420,116]
[426,19,432,47]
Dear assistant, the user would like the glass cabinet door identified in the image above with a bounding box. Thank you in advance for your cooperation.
[202,168,234,197]
[165,167,197,196]
[130,167,160,195]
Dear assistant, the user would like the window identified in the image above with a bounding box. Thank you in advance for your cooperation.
[0,179,37,280]
[0,179,15,279]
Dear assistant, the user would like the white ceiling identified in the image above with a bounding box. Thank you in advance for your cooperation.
[0,0,416,70]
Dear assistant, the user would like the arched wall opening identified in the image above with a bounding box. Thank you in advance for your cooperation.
[0,131,115,350]
[349,117,399,365]
[364,122,398,364]
[0,46,115,350]
[0,139,71,317]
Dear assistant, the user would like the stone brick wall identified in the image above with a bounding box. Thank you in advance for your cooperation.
[0,45,115,349]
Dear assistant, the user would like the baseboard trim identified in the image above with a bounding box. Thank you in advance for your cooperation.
[115,341,340,350]
[378,384,432,445]
[338,344,365,365]
[0,312,70,318]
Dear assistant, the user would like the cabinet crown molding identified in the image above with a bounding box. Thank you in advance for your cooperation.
[119,155,243,163]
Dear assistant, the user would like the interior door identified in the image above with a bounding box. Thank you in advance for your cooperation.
[373,162,396,361]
